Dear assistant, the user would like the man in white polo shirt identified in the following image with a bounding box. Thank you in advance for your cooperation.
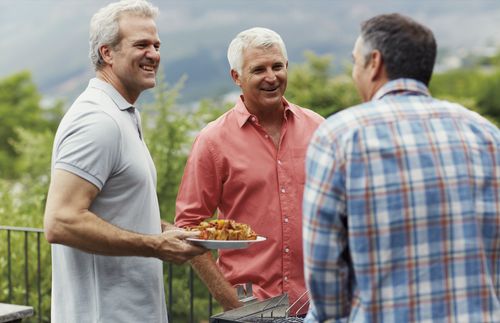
[43,1,206,322]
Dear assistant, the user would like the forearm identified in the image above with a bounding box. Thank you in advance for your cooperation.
[190,252,242,311]
[45,206,158,257]
[43,169,207,263]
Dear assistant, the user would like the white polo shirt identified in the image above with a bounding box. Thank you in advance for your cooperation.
[50,78,167,322]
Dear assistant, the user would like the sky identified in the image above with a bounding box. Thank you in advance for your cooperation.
[1,0,500,104]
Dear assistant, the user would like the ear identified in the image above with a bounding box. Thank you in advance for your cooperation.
[369,49,384,81]
[99,44,113,65]
[230,69,241,86]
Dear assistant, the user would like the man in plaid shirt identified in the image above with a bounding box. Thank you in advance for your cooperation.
[303,13,500,322]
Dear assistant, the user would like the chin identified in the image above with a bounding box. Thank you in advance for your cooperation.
[143,80,156,89]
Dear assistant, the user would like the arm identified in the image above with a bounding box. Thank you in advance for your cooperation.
[302,130,351,321]
[44,169,206,264]
[190,252,242,311]
[175,133,241,309]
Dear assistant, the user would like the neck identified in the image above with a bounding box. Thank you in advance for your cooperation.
[365,74,390,101]
[243,100,284,125]
[96,69,138,104]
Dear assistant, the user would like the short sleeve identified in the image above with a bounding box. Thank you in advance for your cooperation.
[54,111,121,190]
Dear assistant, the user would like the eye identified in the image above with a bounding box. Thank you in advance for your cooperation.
[273,64,284,71]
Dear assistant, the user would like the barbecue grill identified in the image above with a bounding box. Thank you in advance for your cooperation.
[210,285,308,323]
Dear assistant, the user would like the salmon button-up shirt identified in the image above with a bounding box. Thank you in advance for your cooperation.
[175,96,323,314]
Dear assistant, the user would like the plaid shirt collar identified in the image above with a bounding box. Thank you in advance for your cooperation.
[373,78,431,101]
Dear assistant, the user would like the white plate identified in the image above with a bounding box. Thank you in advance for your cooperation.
[186,236,267,249]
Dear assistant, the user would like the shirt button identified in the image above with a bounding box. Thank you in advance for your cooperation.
[265,134,269,139]
[251,116,256,122]
[281,187,286,193]
[284,276,288,281]
[284,217,288,223]
[277,160,282,165]
[284,247,289,253]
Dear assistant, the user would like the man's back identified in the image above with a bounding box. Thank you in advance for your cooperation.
[304,79,500,322]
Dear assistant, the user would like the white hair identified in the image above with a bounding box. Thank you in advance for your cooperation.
[89,0,159,71]
[227,27,288,75]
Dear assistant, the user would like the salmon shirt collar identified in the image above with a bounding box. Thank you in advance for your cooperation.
[234,95,300,128]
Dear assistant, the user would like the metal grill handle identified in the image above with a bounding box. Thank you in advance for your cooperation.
[285,290,310,317]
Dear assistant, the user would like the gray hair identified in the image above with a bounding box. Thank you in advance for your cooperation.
[360,13,436,85]
[227,27,288,75]
[89,0,159,71]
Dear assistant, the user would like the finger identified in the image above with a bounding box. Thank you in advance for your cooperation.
[177,230,201,239]
[162,222,180,231]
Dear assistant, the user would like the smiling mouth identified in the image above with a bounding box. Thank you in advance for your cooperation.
[140,64,155,72]
[262,86,279,92]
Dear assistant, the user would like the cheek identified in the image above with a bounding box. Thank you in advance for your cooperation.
[352,66,358,81]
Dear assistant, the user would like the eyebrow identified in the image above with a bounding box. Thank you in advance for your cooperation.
[130,37,161,44]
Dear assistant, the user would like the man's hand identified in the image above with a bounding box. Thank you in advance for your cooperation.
[155,226,207,264]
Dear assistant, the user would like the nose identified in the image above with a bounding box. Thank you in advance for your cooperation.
[145,45,160,62]
[264,68,277,82]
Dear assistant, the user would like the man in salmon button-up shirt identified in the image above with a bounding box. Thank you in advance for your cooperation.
[175,27,324,316]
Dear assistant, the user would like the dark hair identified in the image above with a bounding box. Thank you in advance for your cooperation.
[360,13,437,85]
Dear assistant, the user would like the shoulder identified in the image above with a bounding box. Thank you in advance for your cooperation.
[310,101,370,149]
[434,99,500,137]
[64,98,120,135]
[287,102,325,124]
[197,108,239,140]
[55,96,123,157]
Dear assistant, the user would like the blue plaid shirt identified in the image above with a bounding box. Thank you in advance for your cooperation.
[303,79,500,323]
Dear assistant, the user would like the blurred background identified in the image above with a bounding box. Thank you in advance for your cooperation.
[1,0,500,106]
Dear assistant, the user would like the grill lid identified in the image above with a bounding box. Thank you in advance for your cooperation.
[210,294,289,322]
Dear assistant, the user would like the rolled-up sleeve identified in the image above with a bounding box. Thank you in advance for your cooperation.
[175,132,223,228]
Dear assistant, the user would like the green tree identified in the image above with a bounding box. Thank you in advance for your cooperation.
[0,127,55,322]
[0,71,63,179]
[430,66,500,126]
[286,51,360,117]
[477,71,500,122]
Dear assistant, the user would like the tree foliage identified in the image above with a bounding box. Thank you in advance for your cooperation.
[0,71,63,179]
[286,51,361,117]
[430,65,500,126]
[0,73,58,322]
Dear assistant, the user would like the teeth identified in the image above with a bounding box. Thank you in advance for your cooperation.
[142,65,154,71]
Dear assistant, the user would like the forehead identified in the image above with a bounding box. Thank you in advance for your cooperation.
[118,13,159,41]
[353,36,363,54]
[242,45,285,66]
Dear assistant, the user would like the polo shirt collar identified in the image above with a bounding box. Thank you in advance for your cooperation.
[373,78,431,101]
[234,95,299,128]
[88,78,134,111]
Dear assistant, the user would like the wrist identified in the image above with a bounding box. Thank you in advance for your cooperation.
[143,234,161,258]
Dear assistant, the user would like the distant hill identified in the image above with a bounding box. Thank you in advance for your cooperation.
[1,0,499,106]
